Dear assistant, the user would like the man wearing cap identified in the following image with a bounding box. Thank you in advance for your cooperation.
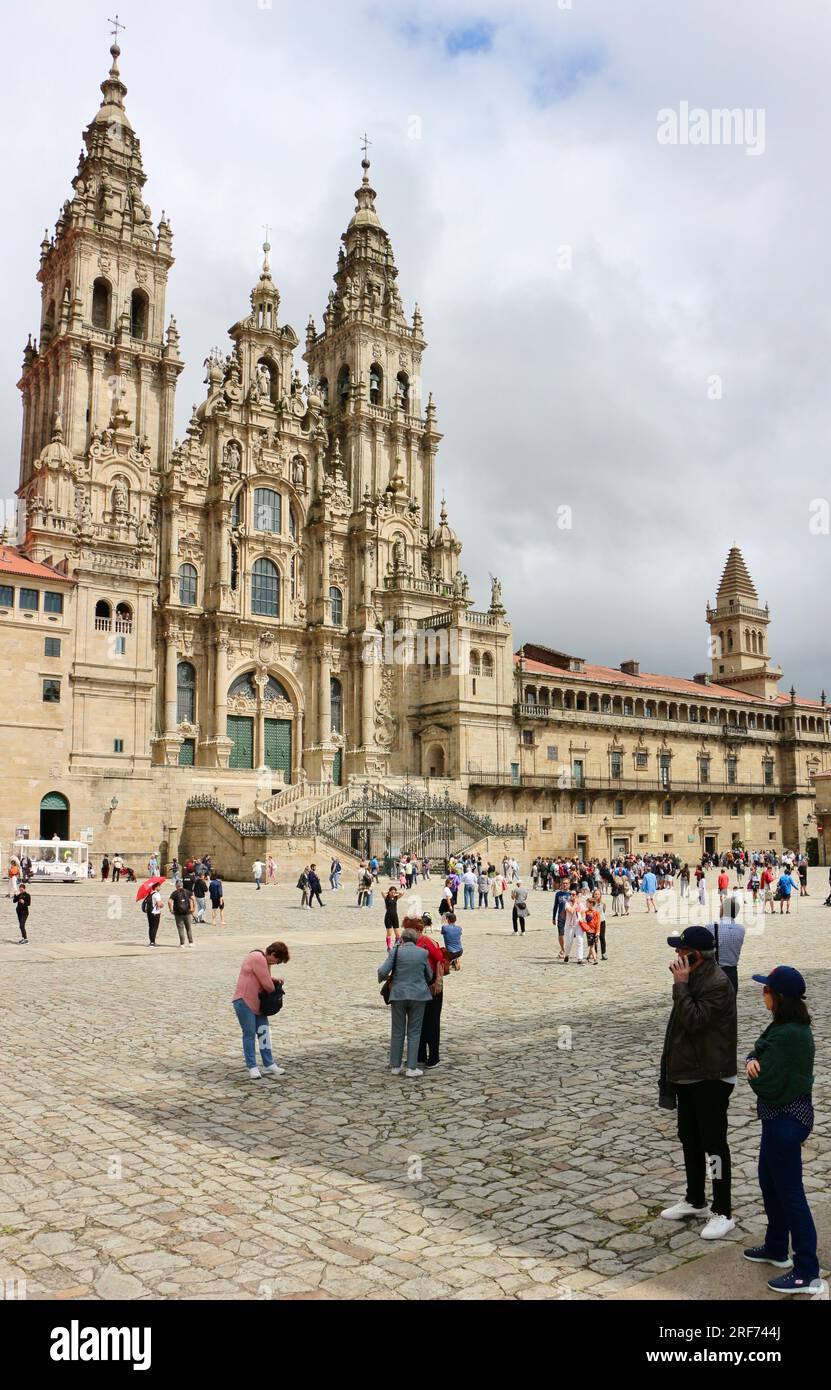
[659,925,738,1240]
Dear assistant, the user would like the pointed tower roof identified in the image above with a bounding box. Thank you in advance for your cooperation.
[320,149,409,334]
[93,39,132,131]
[716,546,759,604]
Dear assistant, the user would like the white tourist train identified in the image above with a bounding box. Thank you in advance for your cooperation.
[11,839,90,884]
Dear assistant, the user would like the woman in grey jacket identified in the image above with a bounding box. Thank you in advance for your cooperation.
[377,920,434,1077]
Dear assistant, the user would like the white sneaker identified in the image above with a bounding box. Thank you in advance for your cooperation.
[390,1066,403,1075]
[248,1066,262,1079]
[701,1214,735,1240]
[660,1200,710,1221]
[405,1068,423,1078]
[264,1064,285,1076]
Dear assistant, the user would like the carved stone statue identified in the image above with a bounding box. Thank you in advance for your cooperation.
[112,479,128,515]
[223,440,242,473]
[256,362,271,402]
[392,537,406,572]
[490,575,503,610]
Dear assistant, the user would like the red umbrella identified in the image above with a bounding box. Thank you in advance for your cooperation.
[136,876,166,902]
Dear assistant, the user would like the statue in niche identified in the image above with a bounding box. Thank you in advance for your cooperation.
[224,440,242,473]
[256,362,272,402]
[112,478,129,516]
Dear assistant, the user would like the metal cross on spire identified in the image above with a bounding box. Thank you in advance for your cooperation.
[360,132,372,159]
[108,13,126,44]
[262,222,271,246]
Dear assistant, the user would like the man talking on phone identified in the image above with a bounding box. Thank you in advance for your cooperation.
[658,925,738,1240]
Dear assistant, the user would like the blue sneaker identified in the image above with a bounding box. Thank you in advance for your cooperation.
[743,1247,792,1268]
[767,1271,825,1295]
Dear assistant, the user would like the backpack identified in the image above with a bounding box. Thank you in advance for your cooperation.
[172,888,191,914]
[141,895,151,915]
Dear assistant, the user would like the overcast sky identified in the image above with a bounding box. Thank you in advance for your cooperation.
[3,0,829,696]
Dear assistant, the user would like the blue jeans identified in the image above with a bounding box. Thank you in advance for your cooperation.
[463,884,475,910]
[758,1113,819,1280]
[232,999,274,1070]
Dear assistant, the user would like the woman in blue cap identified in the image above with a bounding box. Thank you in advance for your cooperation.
[743,966,824,1294]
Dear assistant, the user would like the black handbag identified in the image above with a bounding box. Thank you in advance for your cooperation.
[259,981,284,1016]
[380,944,399,1006]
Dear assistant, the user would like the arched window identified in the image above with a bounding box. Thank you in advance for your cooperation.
[251,558,279,616]
[43,299,56,343]
[130,289,149,339]
[229,672,257,700]
[91,278,111,330]
[482,652,494,677]
[396,371,409,411]
[331,676,343,734]
[601,695,612,714]
[524,686,537,705]
[318,376,329,405]
[329,586,343,626]
[369,363,383,405]
[94,599,111,631]
[253,487,281,534]
[231,492,242,529]
[176,661,196,723]
[727,630,734,651]
[179,564,197,607]
[337,365,350,411]
[538,687,550,707]
[288,507,297,541]
[115,602,132,633]
[264,676,290,703]
[470,650,481,676]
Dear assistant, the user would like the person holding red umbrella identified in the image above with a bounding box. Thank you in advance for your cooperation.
[136,875,166,947]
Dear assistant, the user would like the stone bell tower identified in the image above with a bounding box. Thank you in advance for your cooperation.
[706,546,782,698]
[16,29,183,775]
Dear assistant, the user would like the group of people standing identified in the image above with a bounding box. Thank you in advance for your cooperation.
[660,927,822,1296]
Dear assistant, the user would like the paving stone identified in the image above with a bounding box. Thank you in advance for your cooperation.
[1,871,828,1301]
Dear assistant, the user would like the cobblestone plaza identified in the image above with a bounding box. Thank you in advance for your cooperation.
[0,868,827,1301]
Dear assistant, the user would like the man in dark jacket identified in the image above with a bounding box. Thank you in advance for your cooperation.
[307,863,325,908]
[659,926,738,1241]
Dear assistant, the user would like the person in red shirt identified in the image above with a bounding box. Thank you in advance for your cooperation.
[718,869,730,908]
[416,914,446,1070]
[761,867,775,914]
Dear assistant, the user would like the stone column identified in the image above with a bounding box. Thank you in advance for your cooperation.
[213,636,228,740]
[318,650,332,744]
[164,631,178,734]
[294,707,304,780]
[361,656,374,749]
[321,526,331,623]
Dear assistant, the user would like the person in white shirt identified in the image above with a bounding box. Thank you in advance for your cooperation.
[252,859,264,891]
[462,868,477,910]
[563,892,586,964]
[146,886,164,946]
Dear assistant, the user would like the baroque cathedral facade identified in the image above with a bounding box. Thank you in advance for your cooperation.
[3,37,829,865]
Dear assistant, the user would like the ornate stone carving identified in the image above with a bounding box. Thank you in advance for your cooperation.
[374,666,398,749]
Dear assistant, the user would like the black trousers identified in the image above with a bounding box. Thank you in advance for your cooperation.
[417,991,443,1065]
[16,907,28,940]
[148,911,161,944]
[721,965,738,994]
[512,906,525,933]
[309,888,324,907]
[599,921,607,956]
[676,1080,734,1217]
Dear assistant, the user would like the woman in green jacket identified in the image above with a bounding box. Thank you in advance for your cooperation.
[743,966,823,1294]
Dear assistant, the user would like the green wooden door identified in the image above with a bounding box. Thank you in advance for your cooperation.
[264,718,292,781]
[333,748,342,785]
[227,715,254,769]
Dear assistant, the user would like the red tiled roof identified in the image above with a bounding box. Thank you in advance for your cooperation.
[0,546,72,582]
[515,653,822,710]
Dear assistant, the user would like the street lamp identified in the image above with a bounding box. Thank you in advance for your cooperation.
[109,796,118,812]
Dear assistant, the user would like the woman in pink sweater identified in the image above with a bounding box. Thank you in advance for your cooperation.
[232,942,290,1079]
